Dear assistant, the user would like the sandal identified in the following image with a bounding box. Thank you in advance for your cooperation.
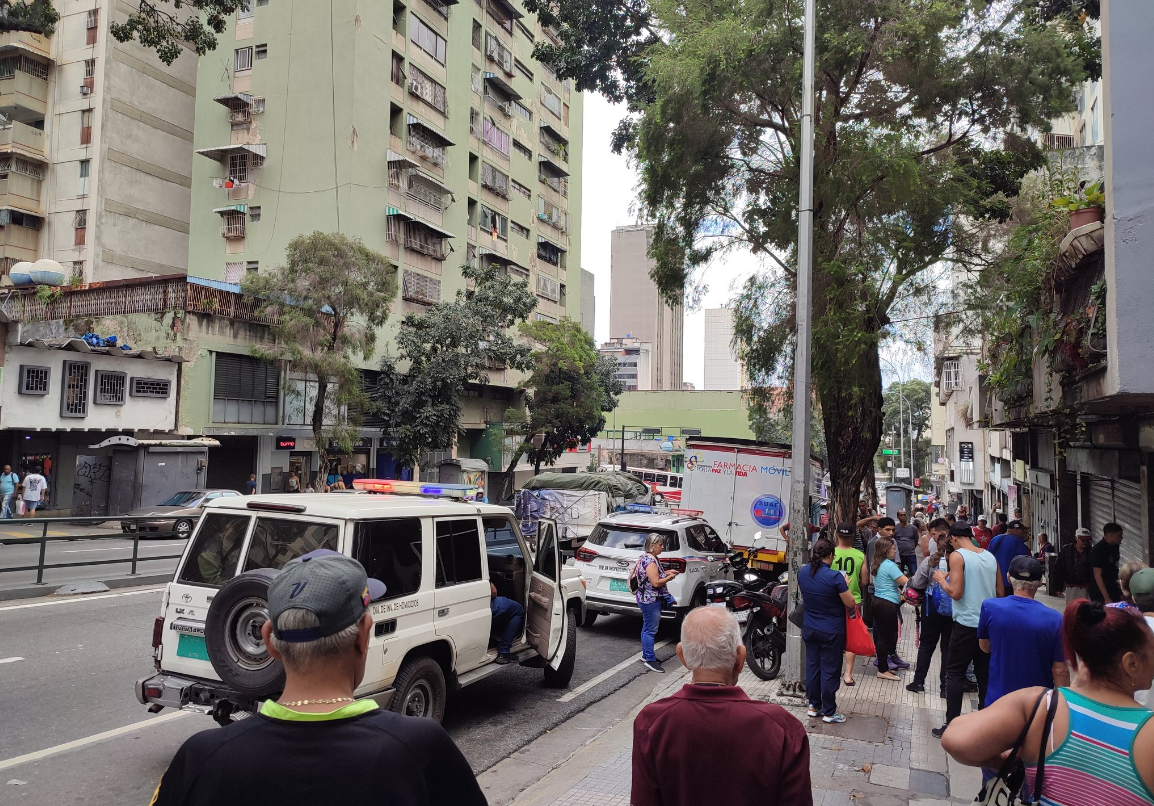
[877,672,901,681]
[843,676,856,686]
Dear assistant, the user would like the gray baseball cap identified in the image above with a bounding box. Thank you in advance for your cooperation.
[268,549,387,643]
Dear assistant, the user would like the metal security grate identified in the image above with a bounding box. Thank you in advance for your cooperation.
[19,365,49,395]
[61,361,90,417]
[94,371,126,405]
[130,377,172,398]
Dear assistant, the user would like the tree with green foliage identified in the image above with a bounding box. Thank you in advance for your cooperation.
[525,0,1097,522]
[0,0,59,35]
[105,0,248,65]
[499,320,623,497]
[878,379,931,479]
[747,388,827,467]
[243,232,396,490]
[374,263,537,472]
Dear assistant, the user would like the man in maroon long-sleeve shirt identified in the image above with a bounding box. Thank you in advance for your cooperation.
[631,607,812,806]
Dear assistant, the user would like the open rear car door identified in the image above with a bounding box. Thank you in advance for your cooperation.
[525,519,565,662]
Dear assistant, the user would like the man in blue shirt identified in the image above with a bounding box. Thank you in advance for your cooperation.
[987,520,1030,593]
[0,464,19,518]
[977,556,1068,706]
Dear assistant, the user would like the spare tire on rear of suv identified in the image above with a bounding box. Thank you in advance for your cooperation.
[205,568,286,699]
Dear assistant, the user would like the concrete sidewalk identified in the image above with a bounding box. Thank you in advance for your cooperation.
[499,604,998,806]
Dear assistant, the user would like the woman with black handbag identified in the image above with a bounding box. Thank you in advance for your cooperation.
[941,600,1154,805]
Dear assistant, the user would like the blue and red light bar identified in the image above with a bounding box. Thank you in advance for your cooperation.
[351,479,479,499]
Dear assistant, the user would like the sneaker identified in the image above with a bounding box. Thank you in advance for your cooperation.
[931,724,947,739]
[642,660,665,673]
[822,712,847,724]
[806,705,819,717]
[906,682,925,693]
[889,655,911,670]
[495,653,517,665]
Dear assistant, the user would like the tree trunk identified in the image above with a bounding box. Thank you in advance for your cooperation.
[500,446,525,502]
[818,349,883,528]
[312,377,329,491]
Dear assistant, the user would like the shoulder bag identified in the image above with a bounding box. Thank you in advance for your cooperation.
[974,688,1059,806]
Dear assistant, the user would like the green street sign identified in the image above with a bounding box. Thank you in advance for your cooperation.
[881,449,897,455]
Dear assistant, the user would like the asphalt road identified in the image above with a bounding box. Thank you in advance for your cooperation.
[0,584,680,805]
[0,533,183,589]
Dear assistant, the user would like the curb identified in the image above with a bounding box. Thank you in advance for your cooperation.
[0,573,172,601]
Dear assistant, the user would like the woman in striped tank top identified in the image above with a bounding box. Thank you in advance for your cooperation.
[941,600,1154,805]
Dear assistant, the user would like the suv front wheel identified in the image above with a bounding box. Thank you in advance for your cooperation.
[389,655,447,722]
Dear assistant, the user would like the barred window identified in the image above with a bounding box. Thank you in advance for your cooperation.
[480,162,509,198]
[130,377,172,398]
[409,65,447,114]
[536,273,560,302]
[61,361,90,418]
[94,371,126,405]
[402,269,441,305]
[19,365,49,396]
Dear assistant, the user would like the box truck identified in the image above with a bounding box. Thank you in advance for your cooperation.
[680,437,825,572]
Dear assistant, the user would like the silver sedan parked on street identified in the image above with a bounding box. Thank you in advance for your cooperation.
[120,490,241,539]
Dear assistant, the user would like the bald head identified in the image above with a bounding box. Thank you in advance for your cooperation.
[677,607,746,685]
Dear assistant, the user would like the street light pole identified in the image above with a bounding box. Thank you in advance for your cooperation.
[620,426,628,472]
[781,0,817,698]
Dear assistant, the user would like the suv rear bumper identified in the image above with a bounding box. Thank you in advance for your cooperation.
[136,672,256,714]
[585,594,679,620]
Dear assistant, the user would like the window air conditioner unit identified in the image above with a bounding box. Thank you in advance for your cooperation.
[79,86,92,95]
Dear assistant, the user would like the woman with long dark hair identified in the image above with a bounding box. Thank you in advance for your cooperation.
[871,535,909,681]
[943,600,1154,805]
[906,537,955,694]
[798,536,857,723]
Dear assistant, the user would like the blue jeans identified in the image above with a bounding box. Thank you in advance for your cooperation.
[803,626,846,716]
[0,492,11,518]
[490,596,525,654]
[639,600,662,662]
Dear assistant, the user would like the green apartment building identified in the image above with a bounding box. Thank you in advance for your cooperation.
[184,0,584,489]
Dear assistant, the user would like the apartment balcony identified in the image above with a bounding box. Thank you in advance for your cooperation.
[0,30,52,61]
[0,121,46,161]
[0,216,40,265]
[0,173,42,215]
[0,68,49,122]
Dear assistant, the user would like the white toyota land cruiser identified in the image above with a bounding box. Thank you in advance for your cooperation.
[135,481,586,725]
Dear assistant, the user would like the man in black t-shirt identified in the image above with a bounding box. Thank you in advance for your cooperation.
[151,550,486,806]
[1088,522,1125,604]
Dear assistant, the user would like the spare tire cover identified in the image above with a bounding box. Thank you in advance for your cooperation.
[205,568,286,699]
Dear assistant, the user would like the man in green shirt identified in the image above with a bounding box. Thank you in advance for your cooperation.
[832,522,867,686]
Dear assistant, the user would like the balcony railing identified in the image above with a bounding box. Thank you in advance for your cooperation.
[406,235,447,260]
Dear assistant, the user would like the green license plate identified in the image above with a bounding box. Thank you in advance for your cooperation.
[176,633,209,661]
[609,578,631,593]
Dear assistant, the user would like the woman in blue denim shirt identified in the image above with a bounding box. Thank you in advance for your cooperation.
[634,533,679,673]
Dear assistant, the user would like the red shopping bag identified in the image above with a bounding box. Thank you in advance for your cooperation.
[845,606,875,656]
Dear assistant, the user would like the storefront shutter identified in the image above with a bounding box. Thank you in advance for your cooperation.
[1085,475,1147,566]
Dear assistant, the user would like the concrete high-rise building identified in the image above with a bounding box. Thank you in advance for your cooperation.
[703,307,744,390]
[183,0,584,483]
[0,7,197,281]
[609,224,682,389]
[599,336,651,392]
[580,267,595,338]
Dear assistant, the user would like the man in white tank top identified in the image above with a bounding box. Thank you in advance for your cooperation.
[930,524,1004,738]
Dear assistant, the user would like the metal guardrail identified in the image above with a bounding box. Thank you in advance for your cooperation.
[0,514,199,584]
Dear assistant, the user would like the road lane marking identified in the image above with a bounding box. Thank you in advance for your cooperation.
[0,711,189,772]
[0,586,164,611]
[0,657,23,664]
[557,639,674,703]
[60,544,182,553]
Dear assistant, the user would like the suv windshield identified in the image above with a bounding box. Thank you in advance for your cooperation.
[586,525,679,552]
[159,491,203,507]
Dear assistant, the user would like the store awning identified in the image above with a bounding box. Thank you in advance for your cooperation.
[386,206,414,220]
[406,114,455,146]
[478,250,528,275]
[212,204,248,214]
[195,143,267,163]
[483,73,521,101]
[408,217,455,239]
[540,121,568,144]
[538,154,569,178]
[212,92,253,109]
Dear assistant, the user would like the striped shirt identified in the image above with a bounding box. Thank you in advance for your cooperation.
[1025,688,1154,806]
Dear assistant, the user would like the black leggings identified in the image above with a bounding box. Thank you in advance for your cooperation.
[872,597,900,673]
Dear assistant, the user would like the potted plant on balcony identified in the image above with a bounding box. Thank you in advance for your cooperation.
[1051,180,1105,229]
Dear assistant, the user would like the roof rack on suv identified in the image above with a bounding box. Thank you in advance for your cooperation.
[351,479,479,499]
[622,503,704,519]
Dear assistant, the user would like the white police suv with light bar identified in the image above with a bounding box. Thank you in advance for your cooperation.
[573,505,731,627]
[136,480,586,725]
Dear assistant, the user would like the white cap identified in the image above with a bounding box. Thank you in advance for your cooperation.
[1075,527,1091,538]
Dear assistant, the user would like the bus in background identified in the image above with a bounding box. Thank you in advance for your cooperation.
[598,465,684,503]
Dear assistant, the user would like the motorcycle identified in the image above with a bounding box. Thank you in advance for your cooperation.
[706,557,789,680]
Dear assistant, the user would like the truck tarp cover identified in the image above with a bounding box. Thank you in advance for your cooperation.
[521,471,650,501]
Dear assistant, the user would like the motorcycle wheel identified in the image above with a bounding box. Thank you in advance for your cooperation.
[744,617,782,680]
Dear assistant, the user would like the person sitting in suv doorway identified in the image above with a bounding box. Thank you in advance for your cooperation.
[491,581,525,664]
[150,549,486,806]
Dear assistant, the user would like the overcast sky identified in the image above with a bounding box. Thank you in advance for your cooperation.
[579,94,932,389]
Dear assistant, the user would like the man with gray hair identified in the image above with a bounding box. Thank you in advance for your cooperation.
[631,607,812,806]
[977,556,1069,707]
[151,549,486,806]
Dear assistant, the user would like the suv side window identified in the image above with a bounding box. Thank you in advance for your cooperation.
[178,513,251,586]
[244,518,339,572]
[435,519,483,588]
[685,524,707,552]
[701,524,726,552]
[353,518,423,600]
